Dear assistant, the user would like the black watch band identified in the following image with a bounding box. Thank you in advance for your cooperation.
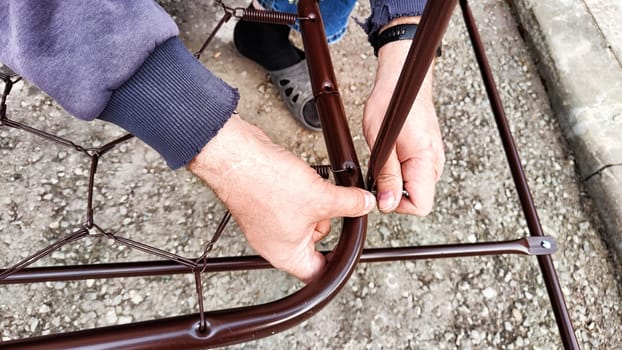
[371,24,418,56]
[370,23,442,58]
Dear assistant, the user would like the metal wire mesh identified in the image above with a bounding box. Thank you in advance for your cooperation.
[0,62,232,334]
[0,3,317,335]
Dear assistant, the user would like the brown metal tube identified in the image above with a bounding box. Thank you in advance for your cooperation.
[0,220,368,350]
[459,1,579,348]
[366,0,458,190]
[1,237,558,284]
[299,4,364,188]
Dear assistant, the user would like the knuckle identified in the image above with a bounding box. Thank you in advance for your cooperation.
[376,171,402,185]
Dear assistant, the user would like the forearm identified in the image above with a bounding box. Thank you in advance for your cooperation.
[0,1,239,169]
[99,37,238,169]
[0,0,177,120]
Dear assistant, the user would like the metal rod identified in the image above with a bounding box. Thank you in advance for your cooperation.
[300,4,364,188]
[194,11,232,59]
[459,1,579,348]
[0,237,558,284]
[0,228,89,281]
[366,0,458,190]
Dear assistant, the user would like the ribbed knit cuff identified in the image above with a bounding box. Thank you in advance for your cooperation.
[362,0,427,41]
[99,37,239,169]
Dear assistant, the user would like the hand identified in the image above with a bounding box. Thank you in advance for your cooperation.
[188,115,376,282]
[363,40,445,216]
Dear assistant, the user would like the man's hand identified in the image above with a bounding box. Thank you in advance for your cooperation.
[363,39,445,216]
[188,115,376,282]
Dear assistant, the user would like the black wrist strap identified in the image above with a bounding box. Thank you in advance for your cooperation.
[370,23,442,58]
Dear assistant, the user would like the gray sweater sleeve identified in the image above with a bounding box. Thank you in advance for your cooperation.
[0,0,238,169]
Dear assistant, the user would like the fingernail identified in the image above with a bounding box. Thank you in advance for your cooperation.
[378,191,395,212]
[364,192,376,212]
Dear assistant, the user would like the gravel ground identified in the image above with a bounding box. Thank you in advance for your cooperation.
[1,1,621,349]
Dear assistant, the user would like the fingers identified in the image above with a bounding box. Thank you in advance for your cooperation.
[283,242,327,283]
[321,184,376,219]
[400,157,439,216]
[312,219,331,242]
[373,143,444,216]
[290,184,374,283]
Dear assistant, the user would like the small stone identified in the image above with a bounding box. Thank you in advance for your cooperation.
[29,317,39,332]
[51,250,65,259]
[512,308,523,322]
[38,304,51,314]
[471,330,482,344]
[105,309,118,324]
[129,290,144,305]
[108,295,122,306]
[118,315,133,324]
[482,287,497,299]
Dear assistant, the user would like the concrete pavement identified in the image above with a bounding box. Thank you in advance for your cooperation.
[511,0,622,259]
[1,0,621,348]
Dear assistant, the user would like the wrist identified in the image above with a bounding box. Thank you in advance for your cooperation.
[187,115,267,195]
[371,16,442,58]
[370,16,420,57]
[379,16,421,33]
[373,41,435,99]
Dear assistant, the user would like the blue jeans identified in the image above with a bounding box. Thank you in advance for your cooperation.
[256,0,357,44]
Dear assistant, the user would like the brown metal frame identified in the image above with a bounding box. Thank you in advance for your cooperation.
[0,0,579,348]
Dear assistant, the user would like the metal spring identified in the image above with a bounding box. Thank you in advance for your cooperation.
[311,165,332,179]
[0,65,17,81]
[241,8,297,26]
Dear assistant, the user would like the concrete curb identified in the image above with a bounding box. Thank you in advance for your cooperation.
[510,0,622,257]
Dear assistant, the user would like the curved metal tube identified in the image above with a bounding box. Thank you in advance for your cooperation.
[0,220,367,350]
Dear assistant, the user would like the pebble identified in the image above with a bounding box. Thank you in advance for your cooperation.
[482,287,497,300]
[29,317,39,332]
[38,304,51,314]
[129,290,144,305]
[512,308,523,322]
[105,309,118,324]
[108,295,123,306]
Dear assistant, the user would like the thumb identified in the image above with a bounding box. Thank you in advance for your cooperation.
[374,152,404,213]
[322,184,376,219]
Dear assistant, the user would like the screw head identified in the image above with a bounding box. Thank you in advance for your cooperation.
[540,240,552,249]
